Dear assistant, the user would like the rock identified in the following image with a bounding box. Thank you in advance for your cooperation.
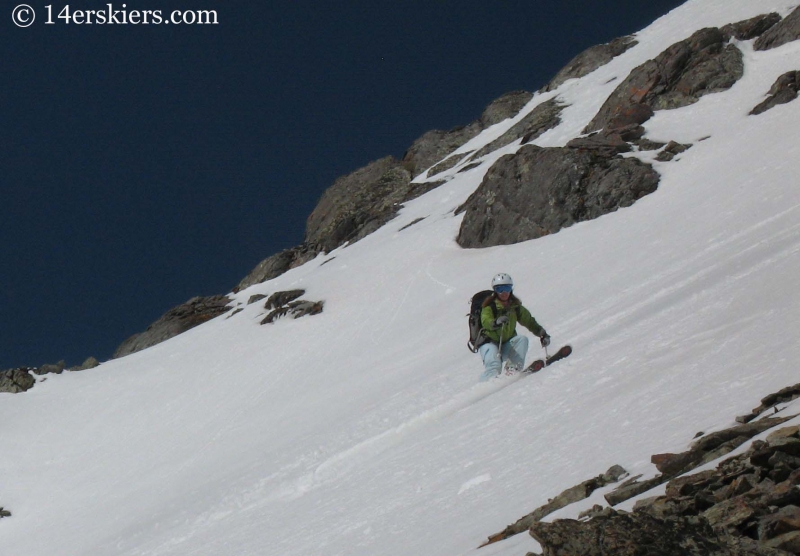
[0,507,10,518]
[480,465,627,546]
[578,504,611,520]
[750,71,800,116]
[35,360,66,375]
[758,505,800,541]
[656,141,692,162]
[403,126,481,178]
[235,245,318,293]
[247,294,267,305]
[261,300,324,324]
[721,13,782,41]
[739,384,800,423]
[542,36,637,92]
[73,357,100,371]
[767,427,800,443]
[666,470,719,499]
[264,290,305,310]
[586,28,744,133]
[427,153,469,177]
[469,98,564,161]
[703,497,758,529]
[605,475,668,507]
[479,90,535,128]
[693,417,795,453]
[530,510,729,556]
[755,7,800,51]
[763,530,800,553]
[0,367,36,393]
[456,144,659,249]
[113,295,232,358]
[403,90,534,178]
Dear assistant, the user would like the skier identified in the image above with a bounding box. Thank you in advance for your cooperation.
[478,273,550,381]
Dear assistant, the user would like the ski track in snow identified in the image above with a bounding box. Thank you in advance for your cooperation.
[264,375,529,502]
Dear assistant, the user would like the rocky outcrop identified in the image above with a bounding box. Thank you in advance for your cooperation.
[468,98,564,161]
[751,71,800,116]
[585,27,744,134]
[481,465,628,547]
[737,383,800,424]
[455,144,659,248]
[755,7,800,51]
[530,429,800,555]
[304,156,441,254]
[721,13,781,41]
[475,383,800,555]
[235,244,320,292]
[113,295,232,358]
[0,507,10,519]
[530,510,736,556]
[0,367,36,393]
[259,290,324,324]
[542,36,637,92]
[403,91,534,178]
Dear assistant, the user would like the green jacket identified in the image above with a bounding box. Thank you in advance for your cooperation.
[480,297,545,344]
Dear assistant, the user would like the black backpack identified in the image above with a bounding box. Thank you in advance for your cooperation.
[467,290,495,353]
[467,290,523,353]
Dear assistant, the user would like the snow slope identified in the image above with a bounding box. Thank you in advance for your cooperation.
[3,1,800,555]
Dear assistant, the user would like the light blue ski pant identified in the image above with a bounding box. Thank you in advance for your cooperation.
[477,335,529,382]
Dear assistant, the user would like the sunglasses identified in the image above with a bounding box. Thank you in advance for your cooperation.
[493,285,513,293]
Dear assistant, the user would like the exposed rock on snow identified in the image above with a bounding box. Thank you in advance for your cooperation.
[481,465,628,547]
[586,27,744,133]
[721,13,782,41]
[750,71,800,116]
[0,507,10,518]
[738,384,800,424]
[403,90,533,178]
[456,144,659,248]
[468,98,564,162]
[113,295,232,358]
[542,36,637,92]
[0,367,36,393]
[754,7,800,51]
[260,291,324,325]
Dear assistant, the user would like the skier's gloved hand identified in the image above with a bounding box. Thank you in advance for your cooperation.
[494,316,510,327]
[540,333,551,347]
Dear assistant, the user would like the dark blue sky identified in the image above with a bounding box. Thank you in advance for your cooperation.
[2,0,685,369]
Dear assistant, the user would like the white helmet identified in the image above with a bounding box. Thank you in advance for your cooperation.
[491,273,513,289]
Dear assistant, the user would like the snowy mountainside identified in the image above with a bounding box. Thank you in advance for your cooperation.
[3,1,800,555]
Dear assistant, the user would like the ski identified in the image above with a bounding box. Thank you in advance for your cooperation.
[523,345,572,374]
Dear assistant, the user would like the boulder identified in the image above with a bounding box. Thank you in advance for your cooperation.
[542,36,637,92]
[34,360,66,375]
[456,144,659,249]
[113,295,232,358]
[0,368,36,393]
[750,71,800,116]
[586,28,744,133]
[755,7,800,51]
[72,357,100,371]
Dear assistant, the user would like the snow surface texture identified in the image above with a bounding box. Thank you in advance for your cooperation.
[3,1,800,555]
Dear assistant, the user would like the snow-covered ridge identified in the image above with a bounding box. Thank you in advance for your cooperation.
[2,1,800,555]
